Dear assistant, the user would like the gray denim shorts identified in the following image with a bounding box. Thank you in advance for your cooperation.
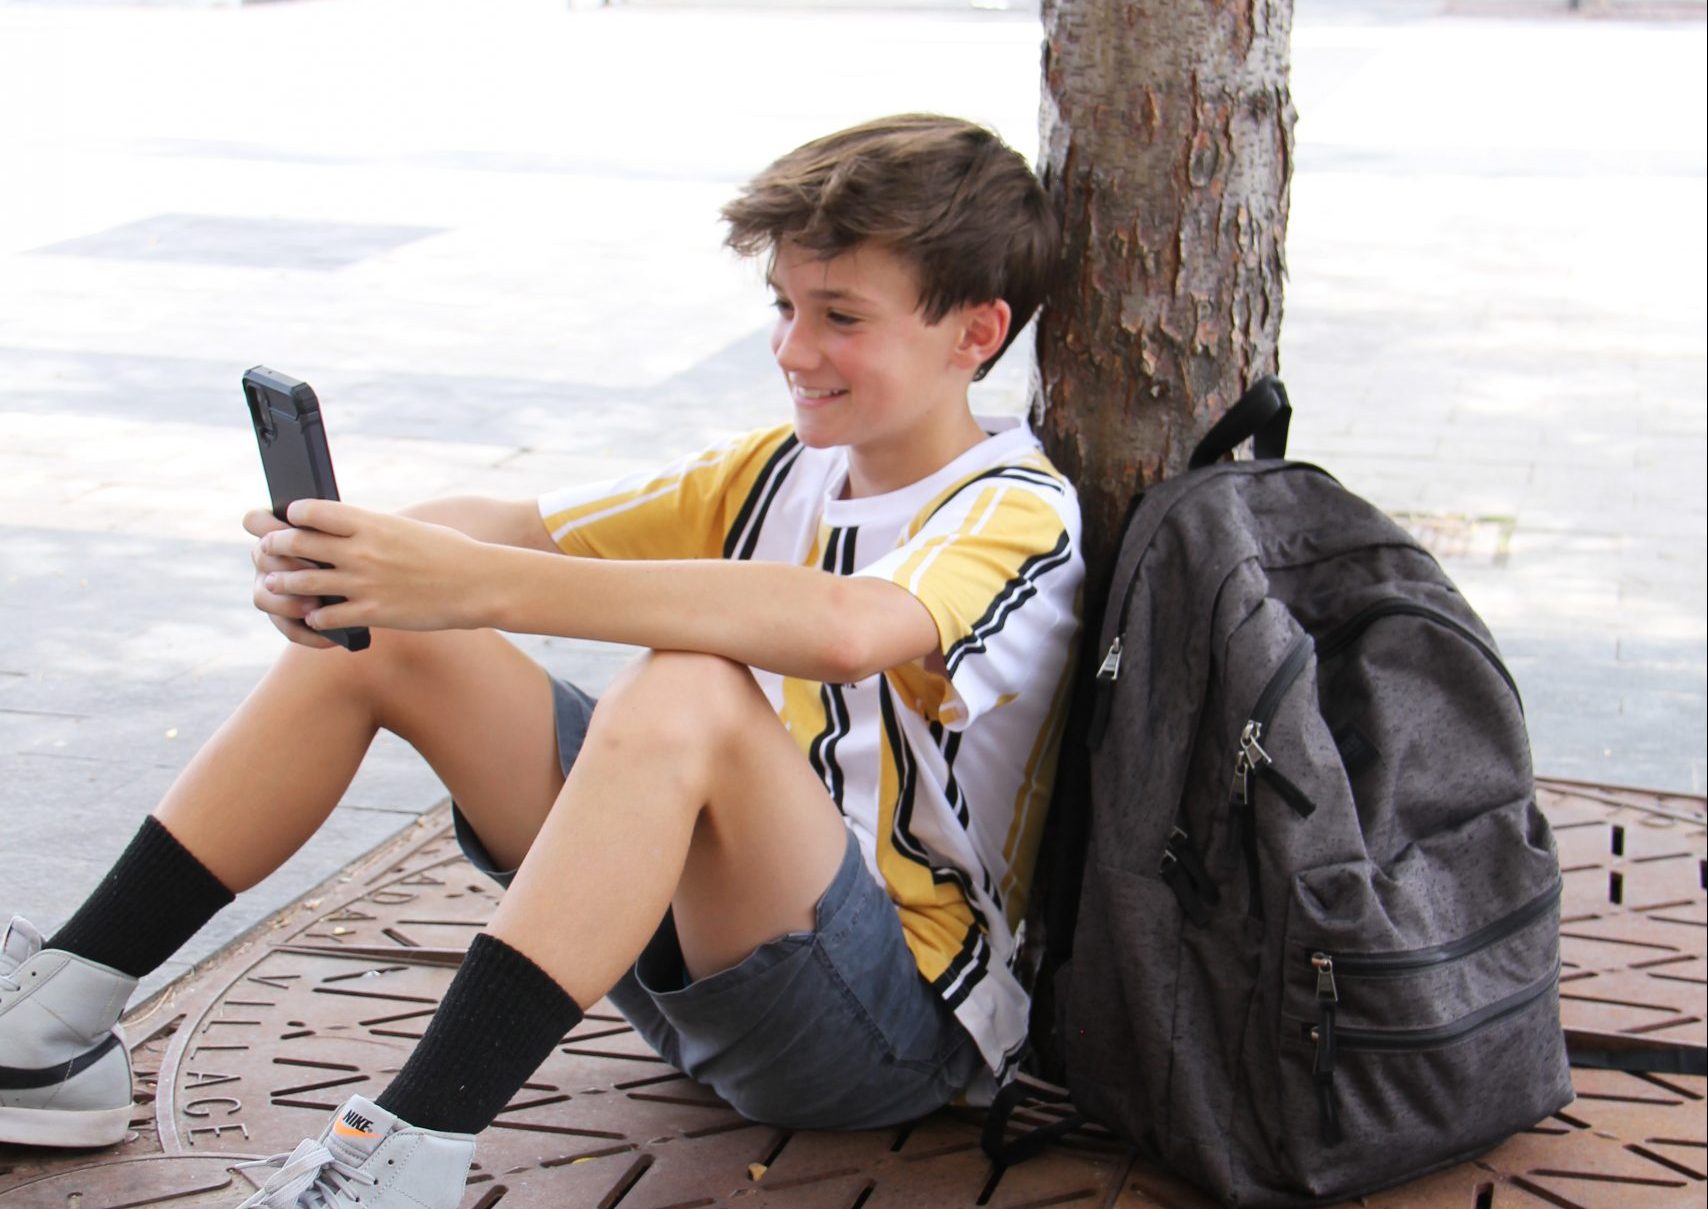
[450,675,985,1130]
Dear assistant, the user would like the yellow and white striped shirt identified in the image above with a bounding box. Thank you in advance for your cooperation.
[538,418,1083,1078]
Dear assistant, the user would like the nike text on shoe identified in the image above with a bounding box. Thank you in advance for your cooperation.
[236,1094,474,1208]
[0,916,138,1148]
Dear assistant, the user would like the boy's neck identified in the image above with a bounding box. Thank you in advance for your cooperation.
[844,405,990,500]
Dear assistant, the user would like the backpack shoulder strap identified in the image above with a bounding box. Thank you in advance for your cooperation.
[1189,376,1292,469]
[980,1075,1085,1168]
[1567,1032,1708,1077]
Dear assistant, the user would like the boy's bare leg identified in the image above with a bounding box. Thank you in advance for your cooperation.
[150,631,848,995]
[485,650,849,1007]
[152,628,566,893]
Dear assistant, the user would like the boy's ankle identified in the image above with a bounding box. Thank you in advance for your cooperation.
[47,815,233,980]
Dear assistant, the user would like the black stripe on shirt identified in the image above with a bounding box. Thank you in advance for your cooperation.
[806,526,861,809]
[937,725,969,828]
[945,530,1073,677]
[933,926,991,1011]
[879,679,995,1007]
[722,435,801,560]
[879,679,932,869]
[810,680,851,811]
[921,466,1064,529]
[880,682,969,892]
[926,721,999,912]
[997,1034,1029,1081]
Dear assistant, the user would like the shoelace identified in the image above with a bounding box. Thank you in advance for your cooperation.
[1,940,35,993]
[236,1139,380,1207]
[0,948,27,993]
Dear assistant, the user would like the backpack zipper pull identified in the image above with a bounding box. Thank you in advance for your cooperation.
[1096,637,1123,681]
[1312,952,1338,1002]
[1159,827,1219,925]
[1089,636,1123,747]
[1240,721,1318,818]
[1231,762,1263,919]
[1239,720,1270,768]
[1311,952,1343,1146]
[1311,1015,1343,1146]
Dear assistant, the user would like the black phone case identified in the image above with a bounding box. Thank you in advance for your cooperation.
[243,366,371,652]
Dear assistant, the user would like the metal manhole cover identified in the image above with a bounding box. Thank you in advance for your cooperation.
[2,779,1702,1207]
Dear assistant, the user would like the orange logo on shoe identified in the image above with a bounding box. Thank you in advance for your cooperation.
[335,1110,379,1139]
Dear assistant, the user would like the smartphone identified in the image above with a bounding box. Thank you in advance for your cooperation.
[242,366,371,652]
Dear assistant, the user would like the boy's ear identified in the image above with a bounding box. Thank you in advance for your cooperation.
[950,300,1012,371]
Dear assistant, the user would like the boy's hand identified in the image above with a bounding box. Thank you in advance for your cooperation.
[244,508,337,649]
[257,499,491,634]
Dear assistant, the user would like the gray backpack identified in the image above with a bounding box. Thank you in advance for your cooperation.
[990,379,1573,1206]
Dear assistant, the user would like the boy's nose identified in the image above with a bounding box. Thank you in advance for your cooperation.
[772,321,819,372]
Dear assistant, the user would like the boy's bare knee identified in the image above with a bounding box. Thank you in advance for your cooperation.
[589,650,759,758]
[284,628,470,729]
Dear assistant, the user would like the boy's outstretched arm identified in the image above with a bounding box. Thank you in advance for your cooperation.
[394,496,559,552]
[261,499,939,685]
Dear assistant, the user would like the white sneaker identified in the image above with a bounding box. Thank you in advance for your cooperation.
[0,916,137,1147]
[236,1095,475,1208]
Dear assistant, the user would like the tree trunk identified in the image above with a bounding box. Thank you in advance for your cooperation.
[1033,0,1296,589]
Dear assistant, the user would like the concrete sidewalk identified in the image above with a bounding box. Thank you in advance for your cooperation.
[1,0,1704,1013]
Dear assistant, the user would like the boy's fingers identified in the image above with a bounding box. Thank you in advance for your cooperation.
[285,498,361,536]
[252,543,314,573]
[260,591,313,619]
[243,508,289,538]
[270,614,336,649]
[264,569,336,598]
[304,601,359,632]
[253,578,319,619]
[263,527,340,565]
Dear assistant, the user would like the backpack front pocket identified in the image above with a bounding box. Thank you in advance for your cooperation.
[1264,795,1572,1194]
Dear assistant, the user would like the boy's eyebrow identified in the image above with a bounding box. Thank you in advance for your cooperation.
[766,277,876,305]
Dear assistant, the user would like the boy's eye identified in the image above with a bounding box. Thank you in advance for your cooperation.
[827,311,859,326]
[771,298,795,316]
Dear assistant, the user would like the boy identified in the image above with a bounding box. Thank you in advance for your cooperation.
[0,114,1081,1208]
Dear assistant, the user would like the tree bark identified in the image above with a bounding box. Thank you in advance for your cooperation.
[1033,0,1296,588]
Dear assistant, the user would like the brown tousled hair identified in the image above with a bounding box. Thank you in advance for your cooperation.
[721,114,1059,381]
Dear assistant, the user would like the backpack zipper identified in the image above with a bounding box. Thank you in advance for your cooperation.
[1089,462,1338,748]
[1309,880,1560,981]
[1317,598,1521,708]
[1232,599,1522,823]
[1233,632,1317,818]
[1305,885,1561,1148]
[1307,962,1560,1146]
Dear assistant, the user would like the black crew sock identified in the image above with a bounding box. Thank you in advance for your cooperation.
[47,816,236,980]
[376,933,584,1135]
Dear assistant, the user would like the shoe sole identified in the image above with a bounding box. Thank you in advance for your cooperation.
[0,1102,133,1147]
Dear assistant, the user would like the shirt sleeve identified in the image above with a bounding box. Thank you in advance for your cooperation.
[537,424,797,561]
[855,479,1083,730]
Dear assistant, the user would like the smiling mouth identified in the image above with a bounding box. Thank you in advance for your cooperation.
[794,386,848,402]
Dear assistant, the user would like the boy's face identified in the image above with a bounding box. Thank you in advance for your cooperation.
[767,240,989,470]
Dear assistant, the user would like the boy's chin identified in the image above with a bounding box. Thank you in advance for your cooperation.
[791,412,848,449]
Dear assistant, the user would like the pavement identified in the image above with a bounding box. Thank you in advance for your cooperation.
[0,0,1703,1013]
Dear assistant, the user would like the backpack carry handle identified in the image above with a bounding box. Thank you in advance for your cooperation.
[1188,376,1292,469]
